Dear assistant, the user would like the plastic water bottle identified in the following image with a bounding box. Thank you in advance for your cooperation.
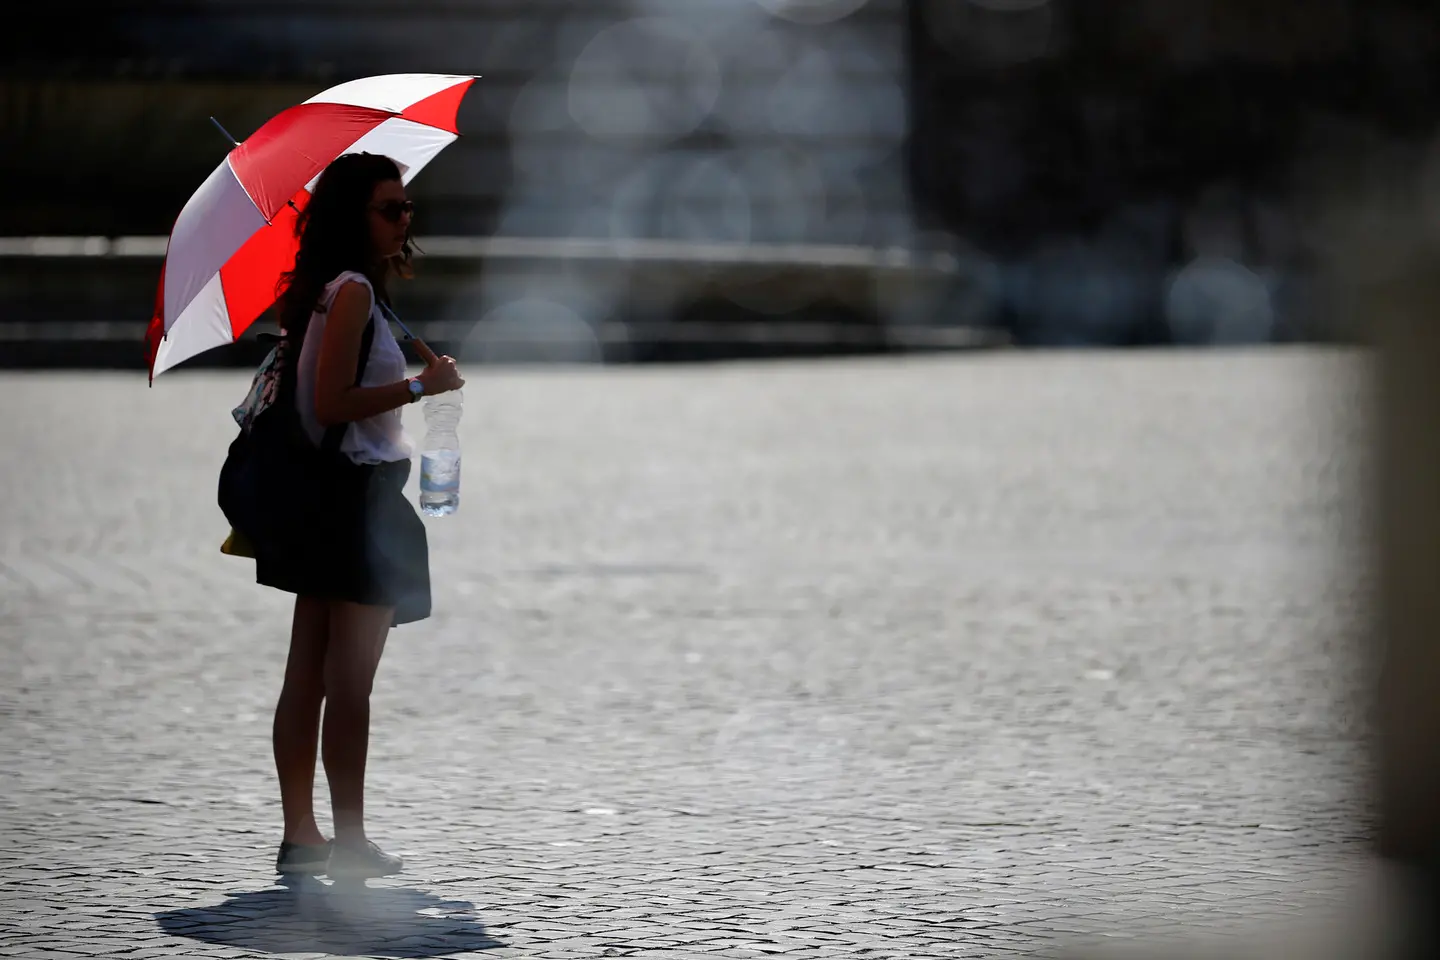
[419,390,462,516]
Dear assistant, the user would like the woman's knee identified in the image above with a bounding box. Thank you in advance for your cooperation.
[324,657,377,703]
[281,665,326,699]
[324,600,392,699]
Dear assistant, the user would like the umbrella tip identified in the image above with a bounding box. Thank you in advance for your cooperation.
[209,116,241,147]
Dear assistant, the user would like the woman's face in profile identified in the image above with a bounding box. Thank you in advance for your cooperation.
[367,179,413,260]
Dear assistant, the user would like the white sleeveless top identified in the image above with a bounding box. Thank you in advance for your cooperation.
[295,271,414,465]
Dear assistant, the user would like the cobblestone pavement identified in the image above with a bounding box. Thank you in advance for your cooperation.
[0,350,1376,958]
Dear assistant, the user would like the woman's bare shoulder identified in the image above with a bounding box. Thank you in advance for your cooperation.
[326,278,374,330]
[331,276,374,309]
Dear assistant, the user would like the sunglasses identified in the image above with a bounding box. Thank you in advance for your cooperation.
[370,200,415,222]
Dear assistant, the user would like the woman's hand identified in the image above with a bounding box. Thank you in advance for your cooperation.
[413,339,465,395]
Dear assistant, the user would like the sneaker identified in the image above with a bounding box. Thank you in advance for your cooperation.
[326,839,403,879]
[276,840,332,875]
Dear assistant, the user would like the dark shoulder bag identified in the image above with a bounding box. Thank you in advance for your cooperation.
[218,317,375,548]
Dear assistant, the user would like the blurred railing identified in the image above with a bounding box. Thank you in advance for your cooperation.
[0,233,1004,368]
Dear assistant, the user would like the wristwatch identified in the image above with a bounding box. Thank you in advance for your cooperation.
[407,377,425,403]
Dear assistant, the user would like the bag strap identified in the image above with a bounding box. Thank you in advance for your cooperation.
[320,315,376,455]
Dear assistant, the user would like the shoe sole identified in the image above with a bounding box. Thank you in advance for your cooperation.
[277,861,329,875]
[326,862,404,880]
[325,868,404,879]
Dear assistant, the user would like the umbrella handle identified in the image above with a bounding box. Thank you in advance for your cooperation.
[378,300,418,342]
[377,301,442,367]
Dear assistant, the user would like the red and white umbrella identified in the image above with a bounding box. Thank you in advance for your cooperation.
[145,73,477,381]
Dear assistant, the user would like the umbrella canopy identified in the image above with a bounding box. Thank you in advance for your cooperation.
[145,73,477,380]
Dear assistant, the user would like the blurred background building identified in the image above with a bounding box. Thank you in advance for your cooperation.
[1,0,1430,368]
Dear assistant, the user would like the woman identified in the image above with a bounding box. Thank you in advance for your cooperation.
[252,152,464,880]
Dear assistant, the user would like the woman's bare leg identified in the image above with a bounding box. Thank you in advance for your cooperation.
[273,595,331,845]
[321,600,393,846]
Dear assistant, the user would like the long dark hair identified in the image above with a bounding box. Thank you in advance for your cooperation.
[275,152,413,341]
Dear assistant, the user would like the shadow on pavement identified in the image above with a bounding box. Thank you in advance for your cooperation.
[154,875,507,957]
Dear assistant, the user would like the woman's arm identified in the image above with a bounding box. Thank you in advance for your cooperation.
[313,281,412,427]
[312,280,466,428]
